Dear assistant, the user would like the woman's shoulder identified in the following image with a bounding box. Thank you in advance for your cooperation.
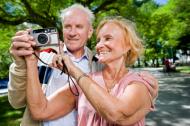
[122,71,152,91]
[121,71,147,84]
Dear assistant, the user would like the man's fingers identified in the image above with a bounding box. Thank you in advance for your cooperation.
[12,31,35,45]
[12,41,32,49]
[141,75,158,99]
[10,48,34,56]
[140,71,157,86]
[140,71,153,79]
[15,30,26,36]
[26,29,32,33]
[143,76,157,88]
[14,30,33,42]
[149,87,157,100]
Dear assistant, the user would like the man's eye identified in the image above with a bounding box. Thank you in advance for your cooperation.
[64,25,71,29]
[105,37,111,41]
[77,25,83,29]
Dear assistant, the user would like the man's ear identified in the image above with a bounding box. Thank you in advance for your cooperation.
[88,27,93,39]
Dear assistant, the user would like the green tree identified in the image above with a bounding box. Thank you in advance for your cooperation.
[0,0,155,78]
[1,0,189,78]
[0,25,16,79]
[171,0,190,53]
[136,0,190,66]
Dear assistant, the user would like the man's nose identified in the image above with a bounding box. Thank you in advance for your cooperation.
[69,28,77,36]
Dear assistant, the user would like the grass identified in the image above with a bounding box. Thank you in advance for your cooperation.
[0,95,24,126]
[176,65,190,74]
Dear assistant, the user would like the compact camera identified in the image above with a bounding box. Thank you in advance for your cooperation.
[29,27,59,47]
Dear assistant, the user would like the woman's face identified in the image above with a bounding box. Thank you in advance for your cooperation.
[96,22,128,64]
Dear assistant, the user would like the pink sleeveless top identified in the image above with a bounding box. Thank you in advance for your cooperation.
[77,71,154,126]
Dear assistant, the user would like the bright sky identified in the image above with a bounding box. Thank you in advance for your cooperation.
[154,0,168,5]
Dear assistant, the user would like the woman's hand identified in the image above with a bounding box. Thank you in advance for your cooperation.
[50,54,75,74]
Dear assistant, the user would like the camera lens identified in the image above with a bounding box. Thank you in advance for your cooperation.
[37,33,49,44]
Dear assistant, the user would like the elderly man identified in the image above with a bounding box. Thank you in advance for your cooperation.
[8,3,158,126]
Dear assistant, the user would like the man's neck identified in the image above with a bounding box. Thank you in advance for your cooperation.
[68,48,85,59]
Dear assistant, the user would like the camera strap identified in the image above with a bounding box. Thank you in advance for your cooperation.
[33,51,79,96]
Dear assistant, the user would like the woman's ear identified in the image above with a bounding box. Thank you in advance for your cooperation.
[123,46,131,55]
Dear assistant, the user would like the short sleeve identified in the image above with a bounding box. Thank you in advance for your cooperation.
[127,72,155,111]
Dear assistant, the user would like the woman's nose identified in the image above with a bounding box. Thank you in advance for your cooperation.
[96,41,104,49]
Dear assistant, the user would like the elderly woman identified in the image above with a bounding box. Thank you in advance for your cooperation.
[26,17,156,126]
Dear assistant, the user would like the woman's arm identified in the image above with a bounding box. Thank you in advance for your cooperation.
[54,54,153,125]
[26,55,76,121]
[67,65,151,125]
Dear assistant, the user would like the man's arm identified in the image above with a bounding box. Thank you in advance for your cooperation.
[8,29,35,109]
[8,56,27,109]
[26,55,76,120]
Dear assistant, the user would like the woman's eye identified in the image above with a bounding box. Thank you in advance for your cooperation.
[96,39,100,43]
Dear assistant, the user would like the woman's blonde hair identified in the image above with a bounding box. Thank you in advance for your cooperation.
[96,16,144,66]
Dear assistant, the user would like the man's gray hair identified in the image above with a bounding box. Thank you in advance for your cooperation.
[60,4,95,25]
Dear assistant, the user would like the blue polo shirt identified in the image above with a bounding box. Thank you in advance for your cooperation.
[43,46,90,126]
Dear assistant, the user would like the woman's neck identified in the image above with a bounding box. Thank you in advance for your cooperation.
[102,58,128,93]
[103,58,127,81]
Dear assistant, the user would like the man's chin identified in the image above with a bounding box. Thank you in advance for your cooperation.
[67,40,79,44]
[67,46,82,53]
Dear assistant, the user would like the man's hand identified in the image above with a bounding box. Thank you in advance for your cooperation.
[10,29,36,58]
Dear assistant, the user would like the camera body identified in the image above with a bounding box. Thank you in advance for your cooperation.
[30,27,59,47]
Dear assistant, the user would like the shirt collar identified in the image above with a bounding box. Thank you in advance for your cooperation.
[63,45,89,62]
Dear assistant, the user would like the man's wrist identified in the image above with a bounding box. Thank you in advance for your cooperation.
[11,54,25,62]
[11,54,27,69]
[26,59,38,66]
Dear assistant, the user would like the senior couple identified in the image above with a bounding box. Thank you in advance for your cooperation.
[8,3,158,126]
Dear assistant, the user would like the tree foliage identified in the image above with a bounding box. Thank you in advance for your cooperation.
[0,0,190,78]
[0,25,16,79]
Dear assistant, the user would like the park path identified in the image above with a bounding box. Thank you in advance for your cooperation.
[1,67,190,125]
[134,67,190,126]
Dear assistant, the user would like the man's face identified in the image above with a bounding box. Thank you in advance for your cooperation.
[63,9,93,56]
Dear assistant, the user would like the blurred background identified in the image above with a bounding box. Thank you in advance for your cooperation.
[0,0,190,125]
